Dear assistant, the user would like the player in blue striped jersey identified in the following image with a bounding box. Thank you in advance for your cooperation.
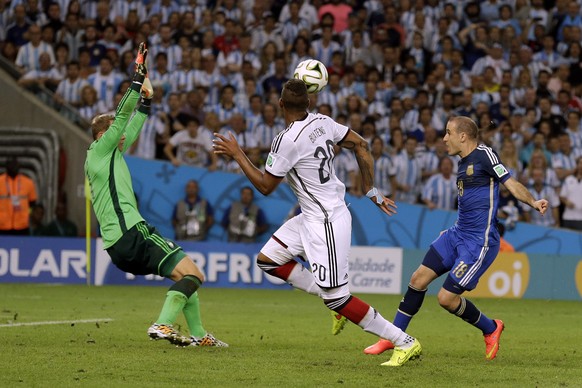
[365,116,549,360]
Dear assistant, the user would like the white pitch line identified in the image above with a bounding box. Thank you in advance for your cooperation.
[0,318,114,328]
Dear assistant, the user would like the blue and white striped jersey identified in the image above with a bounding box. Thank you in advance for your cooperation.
[15,42,56,71]
[253,119,285,150]
[333,150,357,190]
[422,173,457,210]
[374,153,397,196]
[310,39,341,67]
[86,71,124,110]
[551,149,582,173]
[56,77,87,105]
[520,184,560,227]
[394,150,423,204]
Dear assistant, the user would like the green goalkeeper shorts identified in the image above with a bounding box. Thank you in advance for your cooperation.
[107,221,186,278]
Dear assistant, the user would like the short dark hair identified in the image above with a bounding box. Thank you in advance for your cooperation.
[241,186,254,196]
[281,79,309,112]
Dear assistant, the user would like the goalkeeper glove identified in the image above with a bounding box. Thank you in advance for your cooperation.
[132,42,148,83]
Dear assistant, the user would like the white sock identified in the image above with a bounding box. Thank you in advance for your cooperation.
[358,307,415,348]
[287,262,321,296]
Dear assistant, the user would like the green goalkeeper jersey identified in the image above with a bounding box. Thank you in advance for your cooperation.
[84,87,147,249]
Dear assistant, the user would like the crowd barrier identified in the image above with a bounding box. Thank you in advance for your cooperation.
[1,237,580,301]
[125,157,582,256]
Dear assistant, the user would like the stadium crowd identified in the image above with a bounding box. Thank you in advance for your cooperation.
[1,0,582,232]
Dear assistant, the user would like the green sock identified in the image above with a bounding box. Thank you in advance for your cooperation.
[156,290,188,325]
[183,292,206,338]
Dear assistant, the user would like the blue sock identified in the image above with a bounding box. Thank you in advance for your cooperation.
[393,285,427,331]
[453,297,496,334]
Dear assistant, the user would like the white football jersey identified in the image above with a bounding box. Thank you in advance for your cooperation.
[266,112,350,223]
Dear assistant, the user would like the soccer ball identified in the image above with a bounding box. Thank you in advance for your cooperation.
[293,59,328,94]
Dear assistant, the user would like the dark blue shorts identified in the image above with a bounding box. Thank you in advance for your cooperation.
[427,228,499,291]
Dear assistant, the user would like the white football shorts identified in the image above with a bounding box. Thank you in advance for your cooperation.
[260,209,351,289]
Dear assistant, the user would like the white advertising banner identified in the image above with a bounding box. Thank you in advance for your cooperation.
[348,247,403,294]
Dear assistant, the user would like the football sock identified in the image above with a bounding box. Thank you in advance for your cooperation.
[156,275,201,326]
[257,260,321,296]
[325,295,412,347]
[452,297,497,334]
[183,292,206,338]
[156,290,188,325]
[393,284,427,331]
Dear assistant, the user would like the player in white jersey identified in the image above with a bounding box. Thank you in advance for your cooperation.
[213,79,421,367]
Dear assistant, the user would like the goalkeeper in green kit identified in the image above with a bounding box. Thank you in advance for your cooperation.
[84,42,227,347]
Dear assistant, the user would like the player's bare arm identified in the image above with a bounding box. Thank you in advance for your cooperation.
[213,131,283,195]
[503,176,549,214]
[339,129,397,216]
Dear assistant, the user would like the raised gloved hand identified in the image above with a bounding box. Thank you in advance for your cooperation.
[135,42,148,76]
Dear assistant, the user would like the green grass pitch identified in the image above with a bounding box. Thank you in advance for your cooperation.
[1,284,581,387]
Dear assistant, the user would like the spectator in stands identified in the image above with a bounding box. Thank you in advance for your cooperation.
[150,52,173,93]
[56,12,84,61]
[87,57,124,111]
[371,135,397,199]
[499,138,523,178]
[213,17,239,56]
[394,136,423,204]
[520,131,552,167]
[54,60,87,108]
[553,132,582,181]
[0,157,38,235]
[29,203,46,236]
[318,0,352,34]
[130,109,168,160]
[151,23,182,72]
[17,51,62,92]
[253,103,284,160]
[565,110,582,150]
[333,143,360,197]
[164,116,217,170]
[43,2,63,34]
[251,12,284,53]
[261,55,289,97]
[79,24,107,67]
[559,156,582,231]
[521,167,560,227]
[522,149,561,192]
[536,96,567,136]
[172,179,214,241]
[43,201,78,237]
[422,157,457,211]
[219,112,259,162]
[52,42,69,78]
[15,23,55,73]
[221,186,268,243]
[5,4,30,48]
[78,84,107,125]
[208,84,242,127]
